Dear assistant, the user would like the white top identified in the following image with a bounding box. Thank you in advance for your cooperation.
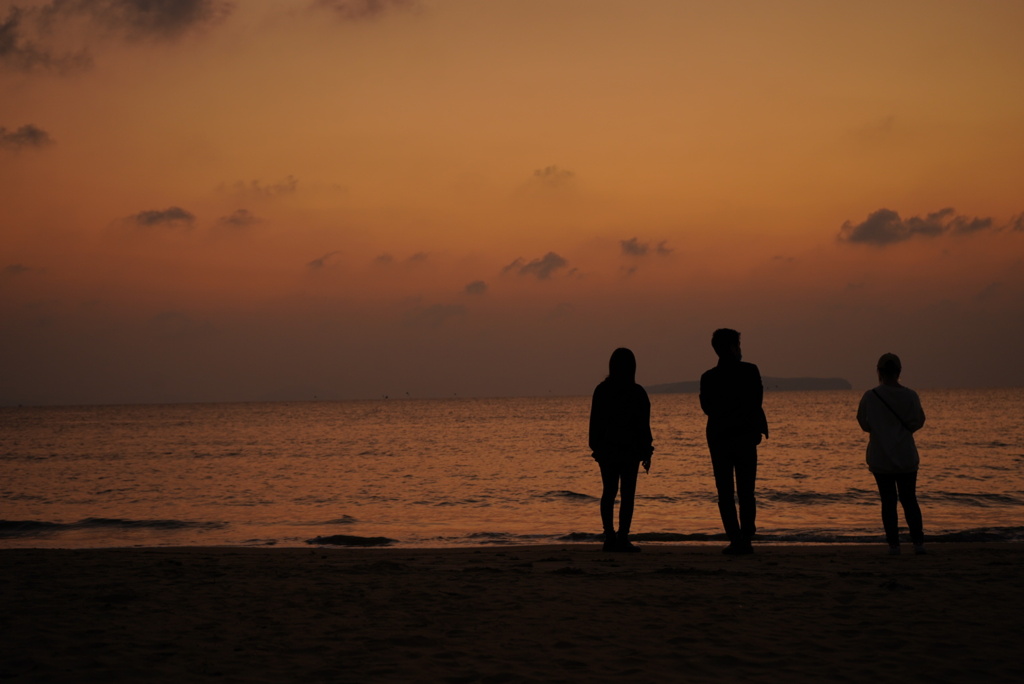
[856,384,926,474]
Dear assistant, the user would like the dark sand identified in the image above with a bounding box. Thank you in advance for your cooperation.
[2,544,1022,683]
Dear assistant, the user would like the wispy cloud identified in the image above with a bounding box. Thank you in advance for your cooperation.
[128,206,196,228]
[0,6,92,73]
[216,208,259,228]
[531,165,574,189]
[838,207,1007,246]
[464,280,487,295]
[620,237,647,256]
[502,252,568,280]
[1,1,233,74]
[219,175,298,199]
[0,124,54,150]
[619,237,673,257]
[307,251,340,270]
[3,263,34,276]
[76,0,234,41]
[313,0,420,22]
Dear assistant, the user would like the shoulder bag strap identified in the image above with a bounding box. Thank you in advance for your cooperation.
[872,388,912,431]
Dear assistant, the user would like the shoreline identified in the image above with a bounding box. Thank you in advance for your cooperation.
[3,543,1022,682]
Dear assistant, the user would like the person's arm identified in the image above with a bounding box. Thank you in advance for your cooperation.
[699,370,713,417]
[856,394,871,433]
[640,388,653,472]
[588,386,603,458]
[752,365,768,439]
[906,391,926,432]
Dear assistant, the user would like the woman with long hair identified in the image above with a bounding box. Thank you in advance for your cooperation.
[588,348,654,552]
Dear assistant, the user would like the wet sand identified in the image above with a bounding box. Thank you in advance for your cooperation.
[2,543,1022,683]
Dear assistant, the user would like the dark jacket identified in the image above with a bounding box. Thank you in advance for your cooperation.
[589,379,654,463]
[700,360,769,443]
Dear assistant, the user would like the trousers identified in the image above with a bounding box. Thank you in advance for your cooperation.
[598,458,640,537]
[708,438,758,541]
[873,471,924,545]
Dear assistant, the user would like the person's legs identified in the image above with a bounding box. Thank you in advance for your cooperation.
[895,471,924,545]
[598,460,619,543]
[617,462,639,539]
[708,440,741,541]
[734,444,758,541]
[874,473,900,547]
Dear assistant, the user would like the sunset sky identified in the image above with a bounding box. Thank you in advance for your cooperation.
[2,0,1023,406]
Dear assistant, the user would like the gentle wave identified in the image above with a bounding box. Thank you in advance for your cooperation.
[291,516,357,526]
[4,519,1023,545]
[0,518,226,538]
[539,490,597,501]
[490,527,1024,545]
[760,489,876,504]
[306,534,395,547]
[439,527,1024,546]
[923,491,1024,507]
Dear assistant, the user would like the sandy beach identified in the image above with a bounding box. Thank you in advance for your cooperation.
[2,543,1022,683]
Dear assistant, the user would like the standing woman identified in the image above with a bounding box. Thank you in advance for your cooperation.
[857,353,927,555]
[589,348,654,552]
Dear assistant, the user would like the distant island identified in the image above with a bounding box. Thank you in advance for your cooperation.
[648,377,852,393]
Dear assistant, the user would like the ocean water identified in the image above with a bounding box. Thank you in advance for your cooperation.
[2,389,1022,548]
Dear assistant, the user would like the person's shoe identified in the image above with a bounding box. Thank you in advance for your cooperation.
[913,543,927,555]
[722,541,753,555]
[602,532,617,552]
[888,544,901,556]
[617,540,641,553]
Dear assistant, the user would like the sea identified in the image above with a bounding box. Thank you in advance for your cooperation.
[2,389,1022,549]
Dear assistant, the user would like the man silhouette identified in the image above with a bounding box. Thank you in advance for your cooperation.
[699,329,768,554]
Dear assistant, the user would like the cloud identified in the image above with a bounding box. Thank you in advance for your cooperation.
[503,252,568,280]
[216,208,259,228]
[0,7,91,73]
[314,0,419,21]
[531,165,575,189]
[838,207,1004,245]
[1,1,232,74]
[3,263,33,276]
[620,237,672,258]
[464,280,487,295]
[128,206,196,228]
[0,124,54,150]
[1010,214,1024,232]
[620,237,648,256]
[307,251,340,270]
[219,175,298,198]
[71,0,235,41]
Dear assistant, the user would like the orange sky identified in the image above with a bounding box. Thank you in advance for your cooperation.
[2,0,1023,405]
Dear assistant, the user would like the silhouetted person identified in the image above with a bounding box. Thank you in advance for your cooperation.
[589,347,653,552]
[700,329,768,555]
[857,353,927,555]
